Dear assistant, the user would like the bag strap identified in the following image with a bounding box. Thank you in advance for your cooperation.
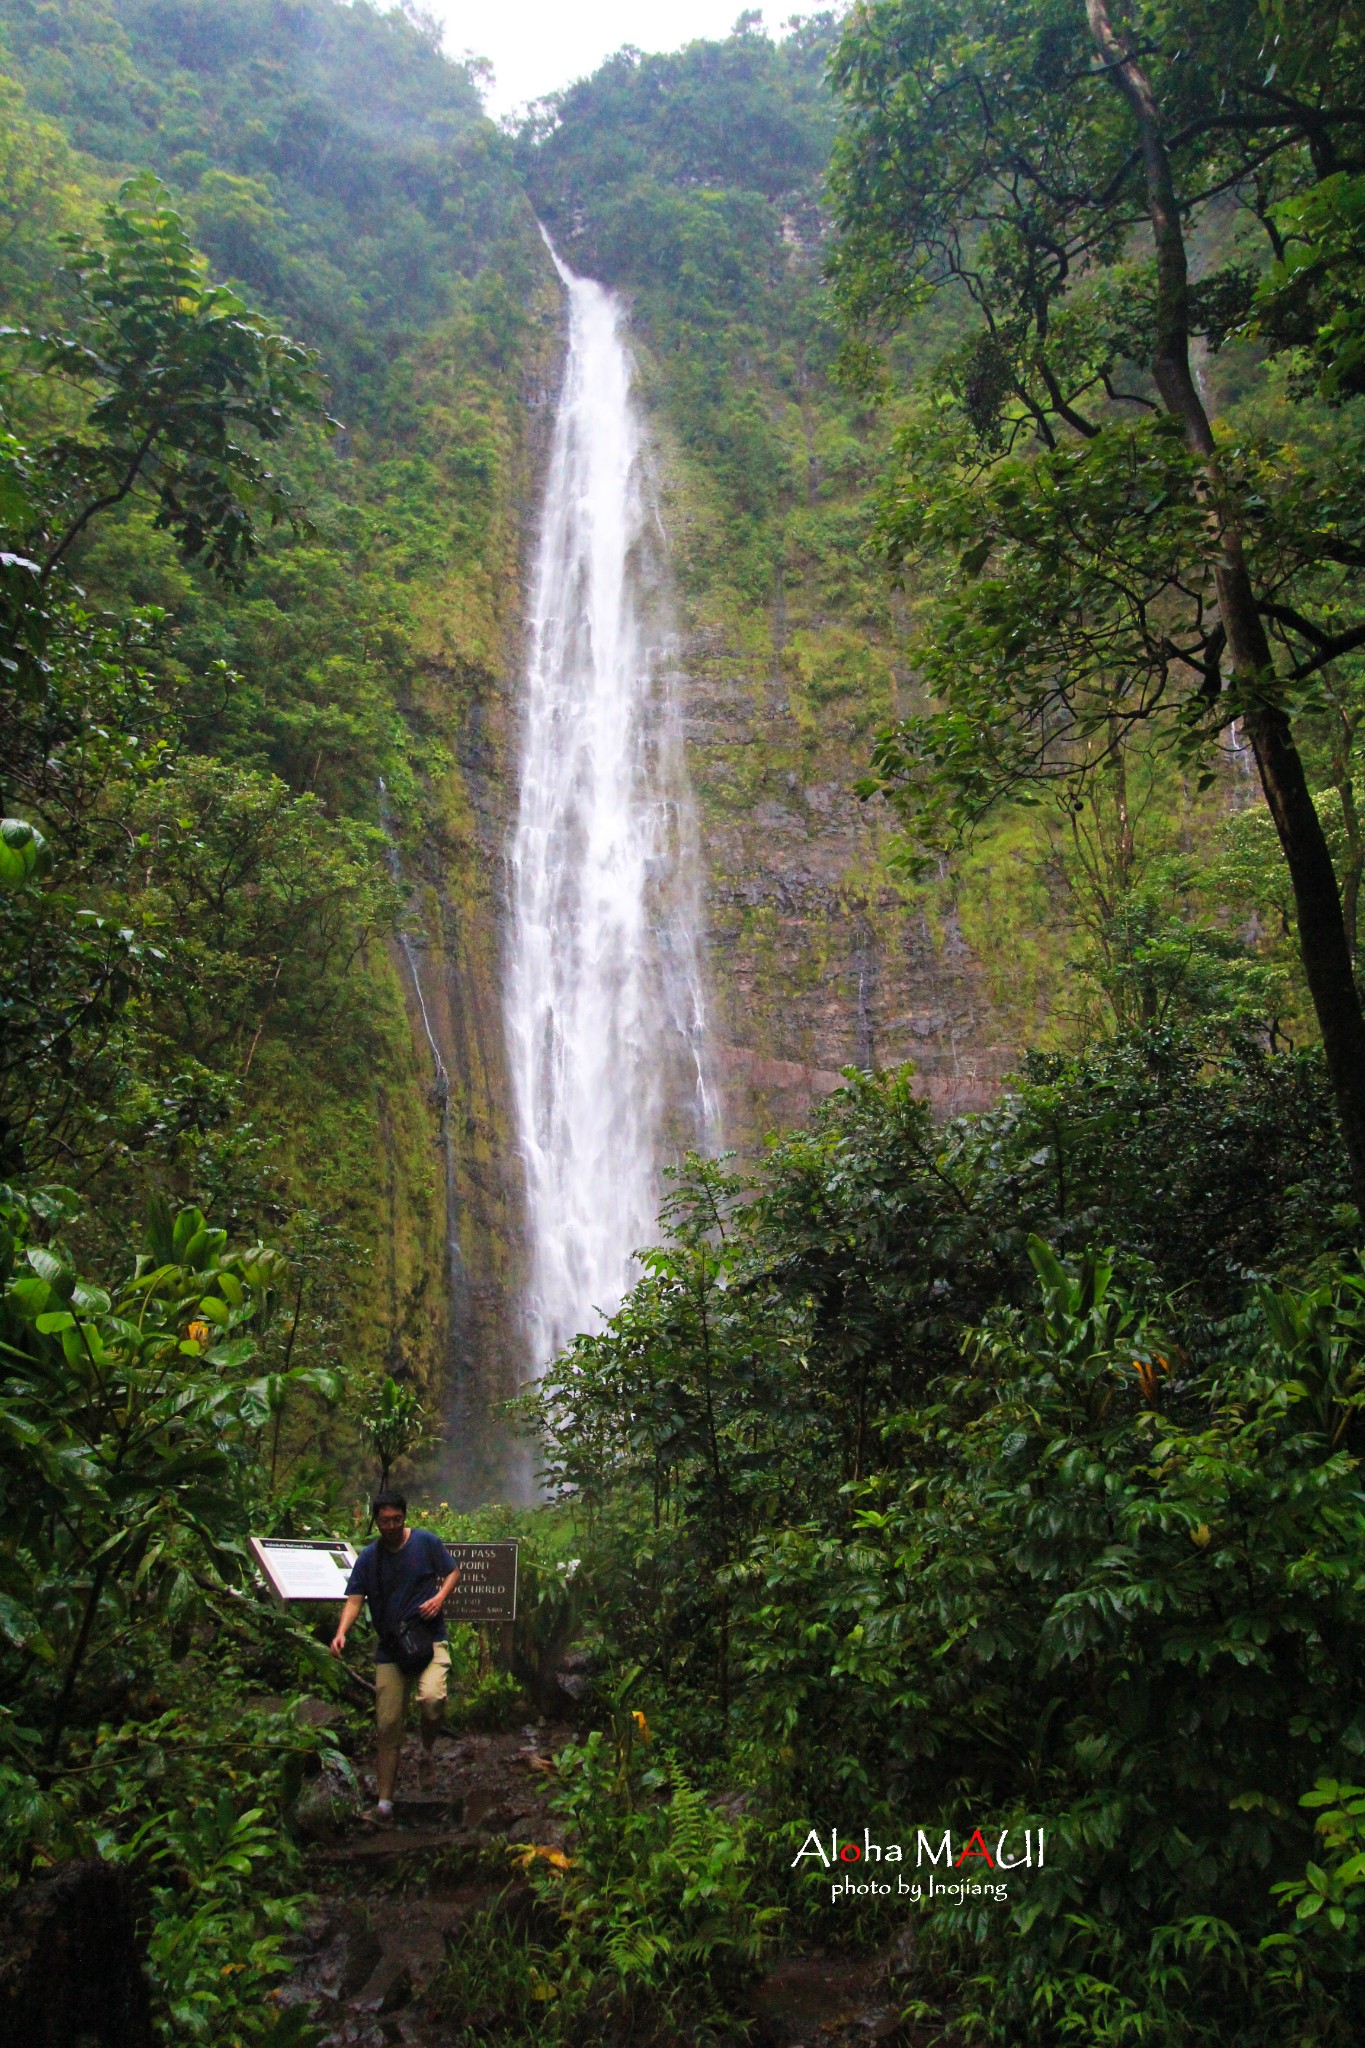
[374,1537,393,1644]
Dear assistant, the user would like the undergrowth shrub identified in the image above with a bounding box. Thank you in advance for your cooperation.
[0,1187,359,2044]
[437,1722,778,2046]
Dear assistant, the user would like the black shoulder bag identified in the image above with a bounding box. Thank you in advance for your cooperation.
[376,1539,435,1677]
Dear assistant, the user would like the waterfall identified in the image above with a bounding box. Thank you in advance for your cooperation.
[505,246,715,1372]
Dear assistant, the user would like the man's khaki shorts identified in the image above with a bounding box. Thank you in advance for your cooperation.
[374,1641,450,1747]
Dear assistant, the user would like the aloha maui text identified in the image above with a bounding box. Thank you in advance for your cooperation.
[790,1827,1045,1871]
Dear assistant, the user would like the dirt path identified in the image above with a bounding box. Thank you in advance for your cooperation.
[281,1720,571,2046]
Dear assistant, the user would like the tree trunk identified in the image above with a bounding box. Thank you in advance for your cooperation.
[44,1556,110,1768]
[1087,0,1365,1204]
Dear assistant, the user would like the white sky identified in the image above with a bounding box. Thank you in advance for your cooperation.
[411,1,777,118]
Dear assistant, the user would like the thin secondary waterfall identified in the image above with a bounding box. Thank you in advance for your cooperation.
[377,777,476,1475]
[506,246,714,1372]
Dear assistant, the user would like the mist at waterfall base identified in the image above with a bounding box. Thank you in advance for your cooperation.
[505,246,715,1386]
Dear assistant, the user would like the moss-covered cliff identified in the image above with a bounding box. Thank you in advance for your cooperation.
[0,0,560,1491]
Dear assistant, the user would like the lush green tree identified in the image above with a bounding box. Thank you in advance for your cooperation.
[0,0,528,410]
[361,1371,427,1489]
[537,1040,1352,1709]
[535,1159,811,1718]
[537,1057,1364,2041]
[0,179,396,1190]
[743,1236,1365,2039]
[0,1175,355,2039]
[3,171,323,589]
[828,0,1365,1196]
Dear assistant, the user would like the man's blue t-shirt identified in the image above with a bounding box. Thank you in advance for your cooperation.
[345,1529,455,1664]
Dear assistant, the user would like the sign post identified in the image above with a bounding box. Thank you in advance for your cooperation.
[443,1542,519,1621]
[249,1536,357,1605]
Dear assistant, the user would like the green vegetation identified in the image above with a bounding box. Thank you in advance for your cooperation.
[0,5,547,2033]
[363,1373,429,1489]
[0,0,552,1422]
[828,0,1365,1190]
[521,1045,1364,2043]
[4,2,1365,2045]
[0,1180,349,2042]
[524,15,844,614]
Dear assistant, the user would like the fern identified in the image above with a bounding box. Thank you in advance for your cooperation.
[666,1762,709,1869]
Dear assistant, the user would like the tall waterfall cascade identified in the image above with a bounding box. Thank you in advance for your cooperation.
[506,247,715,1372]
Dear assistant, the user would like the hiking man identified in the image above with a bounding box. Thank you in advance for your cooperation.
[331,1490,460,1819]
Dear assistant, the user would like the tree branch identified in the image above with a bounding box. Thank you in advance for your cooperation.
[1288,622,1365,684]
[40,427,160,581]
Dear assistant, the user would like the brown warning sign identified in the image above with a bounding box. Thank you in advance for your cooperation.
[444,1542,518,1621]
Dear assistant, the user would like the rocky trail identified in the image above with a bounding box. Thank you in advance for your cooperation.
[280,1722,571,2046]
[280,1718,920,2048]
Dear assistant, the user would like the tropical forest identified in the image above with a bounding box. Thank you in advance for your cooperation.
[3,1,1365,2043]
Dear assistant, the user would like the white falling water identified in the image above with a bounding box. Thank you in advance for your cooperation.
[506,247,714,1371]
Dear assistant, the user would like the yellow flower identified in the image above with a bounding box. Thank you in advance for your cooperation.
[632,1709,651,1741]
[187,1320,210,1346]
[513,1843,573,1871]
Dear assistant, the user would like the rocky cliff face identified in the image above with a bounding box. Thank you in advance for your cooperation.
[648,390,1019,1162]
[682,616,1016,1153]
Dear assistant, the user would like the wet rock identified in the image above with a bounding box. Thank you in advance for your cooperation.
[294,1763,362,1840]
[295,1694,343,1729]
[745,1946,908,2048]
[284,1909,335,1960]
[363,1963,413,2014]
[888,1922,917,1979]
[337,1913,387,2001]
[290,1902,384,2003]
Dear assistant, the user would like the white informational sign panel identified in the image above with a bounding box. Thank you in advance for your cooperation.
[250,1536,357,1604]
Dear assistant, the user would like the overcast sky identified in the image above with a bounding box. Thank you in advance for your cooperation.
[413,1,783,117]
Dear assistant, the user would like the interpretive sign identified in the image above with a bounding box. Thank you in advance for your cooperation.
[444,1542,519,1621]
[250,1536,357,1605]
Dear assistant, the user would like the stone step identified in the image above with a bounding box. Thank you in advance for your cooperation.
[315,1826,474,1864]
[391,1792,463,1822]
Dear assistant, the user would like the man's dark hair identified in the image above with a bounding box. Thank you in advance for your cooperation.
[371,1488,407,1518]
